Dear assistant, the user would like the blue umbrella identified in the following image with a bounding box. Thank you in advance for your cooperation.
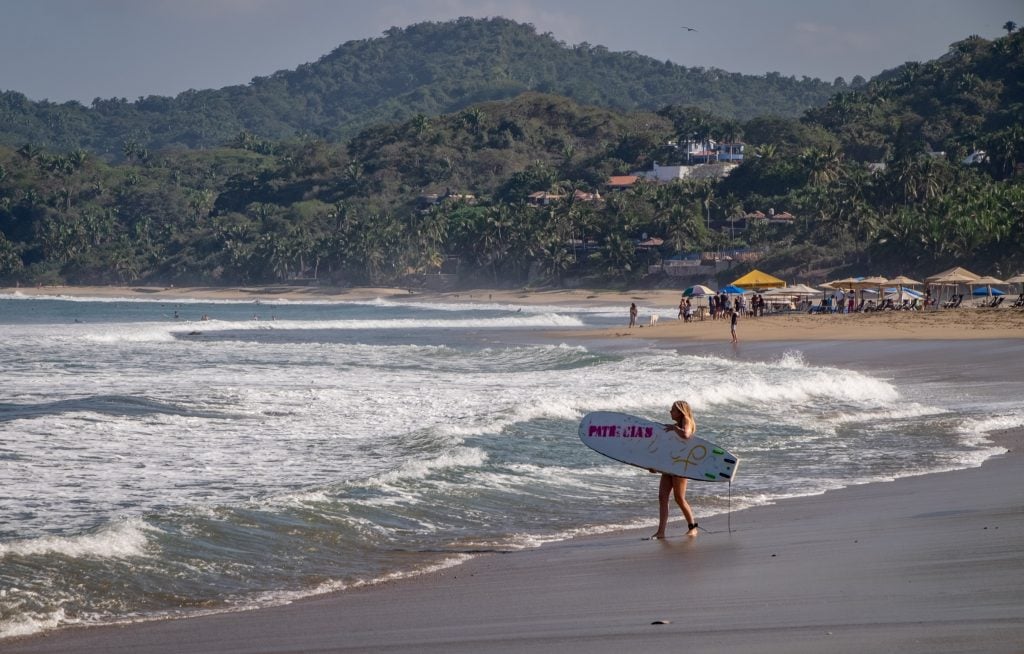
[719,285,748,294]
[972,287,1005,296]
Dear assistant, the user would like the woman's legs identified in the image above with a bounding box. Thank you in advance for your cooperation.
[655,472,671,540]
[654,475,698,538]
[672,477,699,536]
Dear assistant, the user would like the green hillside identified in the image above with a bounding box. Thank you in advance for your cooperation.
[0,17,840,157]
[805,33,1024,171]
[0,31,1021,289]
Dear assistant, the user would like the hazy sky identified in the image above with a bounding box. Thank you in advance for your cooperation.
[1,0,1020,104]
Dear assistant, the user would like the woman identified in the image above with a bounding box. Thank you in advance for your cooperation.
[652,400,699,539]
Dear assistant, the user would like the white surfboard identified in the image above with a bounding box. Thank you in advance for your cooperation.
[579,411,738,482]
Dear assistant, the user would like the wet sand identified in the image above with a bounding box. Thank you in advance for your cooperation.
[4,288,1024,653]
[9,427,1022,654]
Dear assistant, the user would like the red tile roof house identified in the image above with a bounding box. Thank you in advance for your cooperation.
[606,175,640,190]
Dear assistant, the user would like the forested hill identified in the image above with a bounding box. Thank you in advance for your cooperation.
[805,31,1024,171]
[0,17,842,157]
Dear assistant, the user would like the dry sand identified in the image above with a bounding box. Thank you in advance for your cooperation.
[4,286,1024,653]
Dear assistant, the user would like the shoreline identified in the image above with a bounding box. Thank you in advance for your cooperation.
[4,287,1024,652]
[3,283,1022,341]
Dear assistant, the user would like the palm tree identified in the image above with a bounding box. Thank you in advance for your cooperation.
[1003,21,1017,34]
[16,143,42,164]
[68,149,88,172]
[802,146,843,188]
[460,108,486,135]
[122,140,140,163]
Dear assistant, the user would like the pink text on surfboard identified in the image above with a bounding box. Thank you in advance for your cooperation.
[587,425,654,438]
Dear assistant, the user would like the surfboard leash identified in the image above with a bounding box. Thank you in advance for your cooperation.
[727,479,732,534]
[693,481,733,535]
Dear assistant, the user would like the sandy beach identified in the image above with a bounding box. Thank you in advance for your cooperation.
[4,286,1024,653]
[5,284,1023,341]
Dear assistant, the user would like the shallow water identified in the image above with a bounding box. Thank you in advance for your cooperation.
[0,294,1019,639]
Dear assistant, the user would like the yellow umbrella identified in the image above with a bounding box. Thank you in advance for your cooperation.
[730,269,786,289]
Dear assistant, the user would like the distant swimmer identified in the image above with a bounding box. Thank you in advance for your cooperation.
[680,25,698,32]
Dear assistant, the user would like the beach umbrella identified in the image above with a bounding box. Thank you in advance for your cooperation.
[682,284,715,297]
[849,275,889,289]
[826,277,860,291]
[926,267,980,308]
[886,275,923,306]
[925,266,980,284]
[719,284,749,295]
[888,275,922,286]
[729,269,786,289]
[883,287,924,303]
[971,275,1006,285]
[1005,273,1024,295]
[763,284,820,296]
[969,275,1007,299]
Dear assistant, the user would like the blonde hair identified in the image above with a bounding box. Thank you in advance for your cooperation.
[672,400,695,434]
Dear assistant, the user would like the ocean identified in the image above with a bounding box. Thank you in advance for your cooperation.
[1,293,1020,640]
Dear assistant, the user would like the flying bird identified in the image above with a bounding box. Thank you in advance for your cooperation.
[681,26,698,32]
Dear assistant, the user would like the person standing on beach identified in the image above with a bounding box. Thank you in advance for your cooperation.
[629,302,638,328]
[730,308,739,343]
[652,400,700,539]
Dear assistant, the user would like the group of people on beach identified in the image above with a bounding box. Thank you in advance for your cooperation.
[631,298,740,343]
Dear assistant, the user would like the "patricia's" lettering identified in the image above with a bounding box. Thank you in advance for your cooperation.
[588,425,653,438]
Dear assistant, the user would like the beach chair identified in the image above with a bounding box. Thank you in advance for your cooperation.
[990,296,1004,308]
[1013,294,1024,308]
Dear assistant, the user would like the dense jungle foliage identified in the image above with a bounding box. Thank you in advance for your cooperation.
[0,17,842,156]
[0,27,1021,289]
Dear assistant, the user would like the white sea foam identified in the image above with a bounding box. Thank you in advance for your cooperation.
[68,313,587,343]
[0,518,156,560]
[0,607,69,640]
[371,447,489,485]
[956,413,1024,449]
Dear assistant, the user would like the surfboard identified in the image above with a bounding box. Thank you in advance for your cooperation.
[579,411,738,482]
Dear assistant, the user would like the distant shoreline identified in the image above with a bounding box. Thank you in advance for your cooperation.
[4,284,1023,341]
